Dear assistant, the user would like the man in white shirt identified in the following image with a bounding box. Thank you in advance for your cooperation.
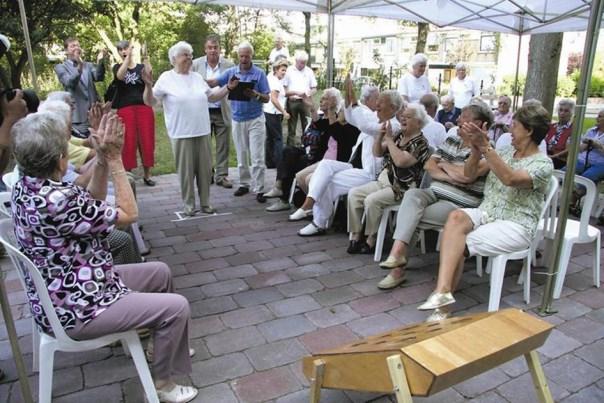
[192,34,235,188]
[268,36,290,65]
[419,93,447,149]
[448,63,478,109]
[283,50,317,146]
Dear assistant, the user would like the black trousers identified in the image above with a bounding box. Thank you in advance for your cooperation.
[276,146,310,201]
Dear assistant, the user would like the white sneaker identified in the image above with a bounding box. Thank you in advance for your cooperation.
[417,292,455,311]
[298,222,325,237]
[289,208,312,221]
[425,308,451,322]
[156,384,198,403]
[266,199,291,212]
[264,187,283,198]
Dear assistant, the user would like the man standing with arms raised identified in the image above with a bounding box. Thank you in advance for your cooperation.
[283,50,317,146]
[193,34,235,188]
[55,37,106,137]
[207,42,270,203]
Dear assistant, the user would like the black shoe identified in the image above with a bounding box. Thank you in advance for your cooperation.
[143,178,156,187]
[359,242,375,255]
[347,240,363,254]
[256,193,267,203]
[234,187,249,196]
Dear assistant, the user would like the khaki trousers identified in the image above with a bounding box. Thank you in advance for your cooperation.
[171,135,212,212]
[294,162,319,194]
[209,109,231,182]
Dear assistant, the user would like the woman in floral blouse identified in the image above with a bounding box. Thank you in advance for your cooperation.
[417,104,553,321]
[11,112,197,402]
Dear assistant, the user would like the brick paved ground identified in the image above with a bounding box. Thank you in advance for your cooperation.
[2,169,604,402]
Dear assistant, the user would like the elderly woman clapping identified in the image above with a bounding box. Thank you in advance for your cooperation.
[147,41,231,216]
[11,112,198,402]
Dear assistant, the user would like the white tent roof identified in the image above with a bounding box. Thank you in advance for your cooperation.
[190,0,598,34]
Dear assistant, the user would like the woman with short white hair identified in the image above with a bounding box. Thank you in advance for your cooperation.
[397,53,430,103]
[448,62,477,109]
[149,41,231,216]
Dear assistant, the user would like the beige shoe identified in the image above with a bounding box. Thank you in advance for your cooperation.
[379,255,407,270]
[417,292,455,311]
[425,308,451,322]
[377,272,407,290]
[264,187,283,198]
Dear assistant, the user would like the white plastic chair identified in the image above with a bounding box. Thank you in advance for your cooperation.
[478,175,559,311]
[0,219,159,403]
[2,171,18,191]
[548,171,601,299]
[0,191,11,217]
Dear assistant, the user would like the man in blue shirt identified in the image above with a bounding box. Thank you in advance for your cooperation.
[436,95,461,132]
[208,42,270,202]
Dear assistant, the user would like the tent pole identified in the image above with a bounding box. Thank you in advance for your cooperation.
[326,0,335,87]
[512,33,522,110]
[17,0,39,92]
[538,0,604,315]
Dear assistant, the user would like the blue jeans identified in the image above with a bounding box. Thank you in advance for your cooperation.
[564,160,604,197]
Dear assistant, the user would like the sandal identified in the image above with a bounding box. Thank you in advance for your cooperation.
[156,384,198,403]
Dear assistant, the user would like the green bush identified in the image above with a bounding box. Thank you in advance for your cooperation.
[497,74,526,97]
[556,76,576,97]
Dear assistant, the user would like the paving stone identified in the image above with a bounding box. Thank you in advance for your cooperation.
[199,246,238,259]
[298,325,359,354]
[210,235,248,248]
[538,329,582,359]
[312,286,362,307]
[265,295,319,318]
[190,315,226,338]
[232,366,302,402]
[0,383,9,403]
[305,304,360,328]
[564,272,598,292]
[350,278,385,296]
[185,257,230,273]
[344,390,391,402]
[276,388,353,403]
[173,272,216,289]
[464,391,508,403]
[285,263,331,280]
[233,287,285,307]
[221,306,275,328]
[192,382,238,403]
[412,388,465,403]
[235,240,274,253]
[253,257,298,273]
[245,338,308,371]
[575,339,604,370]
[389,303,430,325]
[162,251,203,265]
[82,355,137,387]
[189,337,211,362]
[587,307,604,324]
[177,286,205,303]
[553,297,592,320]
[454,367,510,398]
[569,288,604,309]
[205,326,266,355]
[316,271,364,288]
[497,372,569,403]
[390,282,435,305]
[52,384,122,403]
[190,352,254,387]
[213,264,258,280]
[349,293,401,316]
[277,279,324,297]
[324,257,366,272]
[149,235,186,248]
[7,365,83,402]
[246,271,292,289]
[53,348,113,370]
[561,385,604,403]
[558,316,604,344]
[190,296,237,317]
[201,278,249,297]
[173,240,213,253]
[258,315,317,342]
[347,313,401,337]
[498,356,529,378]
[544,354,604,393]
[291,251,332,265]
[225,251,266,266]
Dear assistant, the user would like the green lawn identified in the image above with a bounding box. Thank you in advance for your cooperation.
[151,111,600,176]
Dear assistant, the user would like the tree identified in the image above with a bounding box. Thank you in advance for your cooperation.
[523,32,563,114]
[415,22,429,54]
[303,12,311,57]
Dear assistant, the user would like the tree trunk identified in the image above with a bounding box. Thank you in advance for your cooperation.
[523,32,563,115]
[415,23,429,54]
[303,12,311,58]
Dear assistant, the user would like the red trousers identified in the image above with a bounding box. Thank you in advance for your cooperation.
[118,104,155,171]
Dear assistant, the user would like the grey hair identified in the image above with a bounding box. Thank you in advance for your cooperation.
[455,62,467,71]
[523,99,543,108]
[558,98,576,113]
[322,87,344,113]
[381,90,404,113]
[410,53,428,67]
[168,41,193,66]
[294,50,309,62]
[238,41,254,55]
[360,85,379,103]
[463,102,494,128]
[12,112,69,178]
[116,40,129,50]
[441,94,454,105]
[498,95,512,105]
[46,91,73,104]
[420,93,439,111]
[405,103,430,128]
[38,100,71,126]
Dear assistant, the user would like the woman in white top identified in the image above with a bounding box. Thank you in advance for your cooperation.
[146,41,231,216]
[448,63,477,109]
[397,53,430,103]
[264,58,290,168]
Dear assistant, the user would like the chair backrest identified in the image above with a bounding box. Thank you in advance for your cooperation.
[0,218,70,341]
[540,175,560,238]
[0,191,11,218]
[553,170,596,239]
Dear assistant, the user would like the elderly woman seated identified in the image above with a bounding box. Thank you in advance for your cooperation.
[488,95,513,143]
[545,98,575,169]
[347,103,430,255]
[265,87,360,211]
[11,112,198,402]
[417,104,553,321]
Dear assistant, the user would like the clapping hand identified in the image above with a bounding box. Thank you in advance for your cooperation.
[462,121,490,153]
[89,113,124,163]
[141,64,153,86]
[0,89,27,121]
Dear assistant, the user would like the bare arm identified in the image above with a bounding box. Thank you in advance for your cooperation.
[424,156,453,182]
[115,47,132,81]
[439,161,474,184]
[207,85,229,102]
[141,65,155,107]
[0,91,27,173]
[385,136,418,168]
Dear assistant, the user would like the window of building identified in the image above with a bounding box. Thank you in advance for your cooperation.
[480,34,496,52]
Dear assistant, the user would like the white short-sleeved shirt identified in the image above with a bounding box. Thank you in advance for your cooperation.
[153,70,211,139]
[422,117,447,149]
[397,73,430,103]
[269,47,290,64]
[448,77,477,108]
[283,66,317,99]
[264,73,286,115]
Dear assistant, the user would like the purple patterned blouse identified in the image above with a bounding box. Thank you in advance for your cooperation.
[11,176,130,334]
